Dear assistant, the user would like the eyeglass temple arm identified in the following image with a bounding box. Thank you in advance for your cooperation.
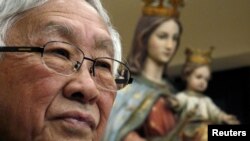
[0,47,43,52]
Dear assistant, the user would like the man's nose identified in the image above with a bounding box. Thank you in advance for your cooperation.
[63,63,100,104]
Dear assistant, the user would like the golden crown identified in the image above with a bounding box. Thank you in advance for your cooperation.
[142,0,184,17]
[185,47,214,65]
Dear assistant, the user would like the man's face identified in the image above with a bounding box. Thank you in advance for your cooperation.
[0,0,115,141]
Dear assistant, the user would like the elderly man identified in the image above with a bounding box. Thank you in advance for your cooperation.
[0,0,132,141]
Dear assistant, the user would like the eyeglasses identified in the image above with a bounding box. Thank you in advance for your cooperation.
[0,41,133,91]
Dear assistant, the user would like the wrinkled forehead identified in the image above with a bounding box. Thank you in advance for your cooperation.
[11,0,114,57]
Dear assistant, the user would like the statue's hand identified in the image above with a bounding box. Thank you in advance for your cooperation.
[223,114,240,125]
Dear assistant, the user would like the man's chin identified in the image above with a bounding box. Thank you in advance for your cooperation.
[33,123,94,141]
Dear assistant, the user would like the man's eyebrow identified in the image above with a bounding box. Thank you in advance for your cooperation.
[95,39,114,58]
[43,22,114,57]
[43,22,74,37]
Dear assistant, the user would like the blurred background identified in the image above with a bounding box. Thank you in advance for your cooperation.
[102,0,250,123]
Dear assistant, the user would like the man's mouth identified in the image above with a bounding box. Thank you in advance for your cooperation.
[52,111,96,130]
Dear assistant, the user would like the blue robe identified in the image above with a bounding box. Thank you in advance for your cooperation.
[103,75,175,141]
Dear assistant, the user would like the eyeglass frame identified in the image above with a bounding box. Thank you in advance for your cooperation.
[0,41,133,88]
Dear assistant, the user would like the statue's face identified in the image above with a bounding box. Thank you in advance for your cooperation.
[186,65,211,93]
[147,19,180,64]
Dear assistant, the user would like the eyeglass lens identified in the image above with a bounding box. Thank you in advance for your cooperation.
[42,41,130,91]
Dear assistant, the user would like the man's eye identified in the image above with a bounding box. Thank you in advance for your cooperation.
[95,61,112,71]
[51,49,70,59]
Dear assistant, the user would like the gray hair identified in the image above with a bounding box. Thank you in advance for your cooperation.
[0,0,121,61]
